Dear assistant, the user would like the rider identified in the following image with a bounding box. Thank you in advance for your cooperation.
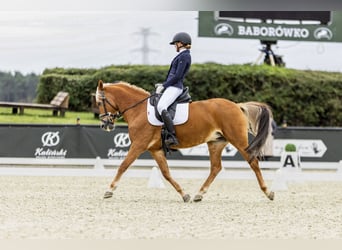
[155,32,192,147]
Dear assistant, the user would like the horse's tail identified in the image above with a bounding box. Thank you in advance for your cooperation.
[238,101,273,160]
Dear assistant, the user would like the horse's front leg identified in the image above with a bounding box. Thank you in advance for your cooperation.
[150,149,191,202]
[103,143,144,199]
[193,142,226,202]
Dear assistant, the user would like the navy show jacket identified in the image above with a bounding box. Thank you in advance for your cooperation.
[163,49,191,89]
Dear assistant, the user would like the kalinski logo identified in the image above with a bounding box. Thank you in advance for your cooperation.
[41,131,60,146]
[113,133,131,147]
[107,149,128,159]
[35,148,67,158]
[35,131,67,158]
[107,133,131,159]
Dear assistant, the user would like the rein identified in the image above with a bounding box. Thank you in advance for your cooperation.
[98,90,155,120]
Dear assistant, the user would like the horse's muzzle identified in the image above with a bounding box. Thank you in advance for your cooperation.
[100,120,115,132]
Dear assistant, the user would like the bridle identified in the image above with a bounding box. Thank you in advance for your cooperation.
[97,90,121,122]
[97,89,154,127]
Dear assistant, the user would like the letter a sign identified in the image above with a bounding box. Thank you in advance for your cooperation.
[283,154,295,167]
[281,152,300,168]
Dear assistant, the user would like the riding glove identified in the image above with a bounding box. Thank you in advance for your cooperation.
[155,83,164,94]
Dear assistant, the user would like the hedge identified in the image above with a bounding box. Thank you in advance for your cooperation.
[37,64,342,127]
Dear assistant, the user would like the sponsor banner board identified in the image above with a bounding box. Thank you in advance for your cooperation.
[0,125,341,162]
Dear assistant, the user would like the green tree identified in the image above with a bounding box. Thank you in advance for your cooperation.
[0,71,39,102]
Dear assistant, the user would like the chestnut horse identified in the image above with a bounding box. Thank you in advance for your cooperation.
[96,80,275,202]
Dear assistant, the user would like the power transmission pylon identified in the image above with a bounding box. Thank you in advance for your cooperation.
[132,28,158,65]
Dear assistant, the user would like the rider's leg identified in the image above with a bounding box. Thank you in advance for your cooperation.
[157,86,183,146]
[161,109,178,146]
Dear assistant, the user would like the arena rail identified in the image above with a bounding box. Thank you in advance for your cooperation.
[0,157,341,171]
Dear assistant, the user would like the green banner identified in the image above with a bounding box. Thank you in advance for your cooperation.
[198,11,342,43]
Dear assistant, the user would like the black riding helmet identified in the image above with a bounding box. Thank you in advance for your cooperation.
[170,32,192,45]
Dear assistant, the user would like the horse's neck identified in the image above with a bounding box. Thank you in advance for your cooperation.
[114,87,148,115]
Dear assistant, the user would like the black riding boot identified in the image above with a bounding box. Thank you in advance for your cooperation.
[161,110,179,147]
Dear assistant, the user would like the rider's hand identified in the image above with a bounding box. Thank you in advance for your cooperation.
[155,83,164,94]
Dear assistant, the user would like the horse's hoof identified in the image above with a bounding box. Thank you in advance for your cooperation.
[193,194,203,202]
[268,191,275,201]
[103,191,113,199]
[183,194,191,203]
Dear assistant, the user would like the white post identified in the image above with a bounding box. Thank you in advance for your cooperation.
[147,166,165,188]
[94,156,104,170]
[271,150,302,191]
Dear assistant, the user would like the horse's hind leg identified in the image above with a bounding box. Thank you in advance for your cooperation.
[249,156,274,200]
[223,118,274,201]
[239,149,274,200]
[193,141,227,202]
[150,149,191,202]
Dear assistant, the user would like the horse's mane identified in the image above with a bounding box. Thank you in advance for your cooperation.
[108,81,150,95]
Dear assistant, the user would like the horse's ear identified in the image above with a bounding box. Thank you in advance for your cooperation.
[98,80,104,90]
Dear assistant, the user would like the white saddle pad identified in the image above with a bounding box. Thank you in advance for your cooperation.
[147,100,189,126]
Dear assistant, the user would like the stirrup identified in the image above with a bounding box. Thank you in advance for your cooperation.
[165,135,179,147]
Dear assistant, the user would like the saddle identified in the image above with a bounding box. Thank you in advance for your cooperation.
[149,87,192,122]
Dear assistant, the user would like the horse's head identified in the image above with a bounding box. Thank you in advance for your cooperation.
[96,80,121,132]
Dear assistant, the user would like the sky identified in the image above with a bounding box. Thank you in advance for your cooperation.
[1,10,342,74]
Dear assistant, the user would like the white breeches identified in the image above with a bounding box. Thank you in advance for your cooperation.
[157,86,183,115]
